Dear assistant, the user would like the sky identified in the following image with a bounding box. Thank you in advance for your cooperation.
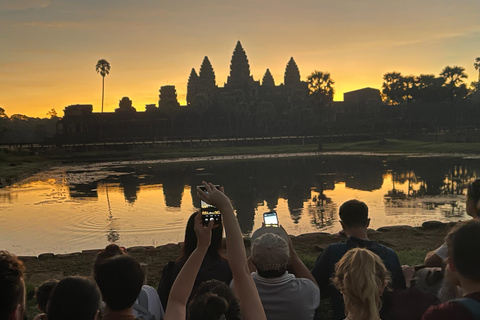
[1,0,480,118]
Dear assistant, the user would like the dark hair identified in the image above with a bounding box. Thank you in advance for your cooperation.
[339,199,369,228]
[467,179,480,205]
[93,244,125,271]
[188,280,241,320]
[47,276,101,320]
[181,212,224,260]
[0,250,25,320]
[36,279,59,312]
[94,255,144,311]
[446,220,480,281]
[257,267,287,278]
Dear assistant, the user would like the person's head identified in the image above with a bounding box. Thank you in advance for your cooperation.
[333,248,390,320]
[251,233,290,278]
[188,280,241,320]
[36,279,59,313]
[339,199,370,229]
[47,276,101,320]
[182,211,224,259]
[466,179,480,219]
[93,244,125,271]
[445,220,480,283]
[0,251,25,320]
[94,255,144,311]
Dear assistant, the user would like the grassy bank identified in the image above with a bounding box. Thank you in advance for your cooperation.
[2,139,480,186]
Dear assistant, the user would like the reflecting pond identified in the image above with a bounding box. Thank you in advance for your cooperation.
[1,153,479,255]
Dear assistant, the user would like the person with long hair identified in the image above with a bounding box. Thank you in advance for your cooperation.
[333,248,391,320]
[425,178,480,267]
[164,182,266,320]
[312,200,405,320]
[157,211,232,308]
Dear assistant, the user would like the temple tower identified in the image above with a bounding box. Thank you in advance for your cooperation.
[262,69,275,87]
[158,85,180,108]
[186,68,199,106]
[226,41,254,88]
[284,57,301,87]
[198,56,216,90]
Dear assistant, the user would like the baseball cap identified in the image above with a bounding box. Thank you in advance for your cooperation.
[251,227,290,271]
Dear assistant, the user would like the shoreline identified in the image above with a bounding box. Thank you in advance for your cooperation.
[3,139,480,188]
[17,220,453,260]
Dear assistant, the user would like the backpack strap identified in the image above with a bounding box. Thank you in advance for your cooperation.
[452,298,480,320]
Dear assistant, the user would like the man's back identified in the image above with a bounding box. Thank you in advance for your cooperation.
[312,237,405,320]
[252,272,320,320]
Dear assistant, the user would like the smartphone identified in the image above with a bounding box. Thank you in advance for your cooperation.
[198,185,222,225]
[263,210,279,227]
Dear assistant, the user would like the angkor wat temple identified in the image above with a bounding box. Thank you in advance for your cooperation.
[186,41,308,110]
[56,41,382,144]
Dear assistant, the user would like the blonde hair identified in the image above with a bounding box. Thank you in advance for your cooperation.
[332,248,391,320]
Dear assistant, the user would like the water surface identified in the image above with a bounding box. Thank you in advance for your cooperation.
[1,153,478,255]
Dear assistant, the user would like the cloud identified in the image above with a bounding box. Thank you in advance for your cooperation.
[0,0,51,11]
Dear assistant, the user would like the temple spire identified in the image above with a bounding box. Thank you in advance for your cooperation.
[284,57,301,87]
[262,68,275,87]
[199,56,216,89]
[186,68,199,105]
[226,41,253,88]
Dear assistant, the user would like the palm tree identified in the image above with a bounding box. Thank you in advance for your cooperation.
[307,71,335,98]
[474,57,480,82]
[440,66,468,107]
[96,59,111,113]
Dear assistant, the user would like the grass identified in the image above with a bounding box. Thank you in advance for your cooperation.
[396,249,429,266]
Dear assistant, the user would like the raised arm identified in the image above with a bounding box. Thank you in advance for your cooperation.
[164,212,213,320]
[286,236,318,287]
[197,182,267,320]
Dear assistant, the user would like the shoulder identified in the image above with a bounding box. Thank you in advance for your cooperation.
[141,285,159,297]
[422,301,473,320]
[295,278,320,294]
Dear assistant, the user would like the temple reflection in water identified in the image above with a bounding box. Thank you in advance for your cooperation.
[63,155,478,234]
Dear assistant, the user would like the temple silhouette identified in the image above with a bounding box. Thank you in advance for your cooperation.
[55,41,381,144]
[186,41,308,110]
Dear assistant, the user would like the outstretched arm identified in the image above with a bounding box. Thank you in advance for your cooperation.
[164,212,213,320]
[198,182,266,320]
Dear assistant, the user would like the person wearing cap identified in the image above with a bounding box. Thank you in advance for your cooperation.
[311,199,406,320]
[240,226,320,320]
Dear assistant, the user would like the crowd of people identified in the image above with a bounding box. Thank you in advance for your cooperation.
[1,179,480,320]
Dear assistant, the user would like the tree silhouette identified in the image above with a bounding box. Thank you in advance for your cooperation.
[307,71,334,125]
[474,57,480,82]
[307,71,335,98]
[382,72,403,105]
[440,66,468,107]
[46,108,58,119]
[96,59,111,113]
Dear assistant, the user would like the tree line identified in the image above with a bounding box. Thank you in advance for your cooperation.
[382,61,480,107]
[0,108,58,144]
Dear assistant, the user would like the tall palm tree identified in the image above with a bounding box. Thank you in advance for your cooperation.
[96,59,111,113]
[474,57,480,82]
[440,65,468,110]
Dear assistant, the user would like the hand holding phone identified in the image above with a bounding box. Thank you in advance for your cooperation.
[263,211,279,227]
[198,184,222,226]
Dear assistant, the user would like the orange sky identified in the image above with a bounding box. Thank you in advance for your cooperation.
[1,0,479,118]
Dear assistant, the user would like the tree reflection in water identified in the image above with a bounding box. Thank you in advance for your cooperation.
[57,155,480,234]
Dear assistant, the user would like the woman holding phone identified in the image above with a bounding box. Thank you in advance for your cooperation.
[164,182,266,320]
